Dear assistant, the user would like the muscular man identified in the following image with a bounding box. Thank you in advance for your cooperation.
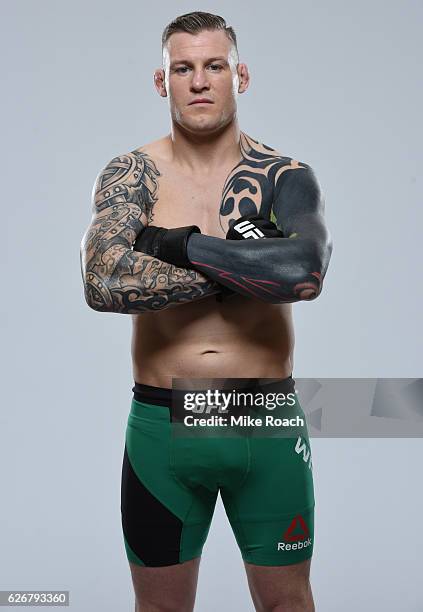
[80,11,332,612]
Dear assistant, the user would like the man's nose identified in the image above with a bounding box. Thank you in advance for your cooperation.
[191,70,210,91]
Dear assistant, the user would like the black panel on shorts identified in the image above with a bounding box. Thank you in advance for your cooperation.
[121,445,183,566]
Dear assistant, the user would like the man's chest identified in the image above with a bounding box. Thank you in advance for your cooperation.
[148,160,276,237]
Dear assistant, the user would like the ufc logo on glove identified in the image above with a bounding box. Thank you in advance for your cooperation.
[232,219,265,239]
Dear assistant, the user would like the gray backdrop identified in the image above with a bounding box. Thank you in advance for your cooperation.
[1,0,422,610]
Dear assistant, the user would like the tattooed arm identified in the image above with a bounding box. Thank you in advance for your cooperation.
[186,161,333,303]
[80,151,221,314]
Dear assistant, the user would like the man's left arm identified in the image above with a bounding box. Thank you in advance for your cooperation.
[186,163,333,303]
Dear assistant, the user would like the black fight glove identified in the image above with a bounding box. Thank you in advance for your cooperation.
[216,214,284,302]
[133,225,201,268]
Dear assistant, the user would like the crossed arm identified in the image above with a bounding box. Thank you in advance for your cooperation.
[80,151,222,314]
[186,163,333,303]
[80,153,332,314]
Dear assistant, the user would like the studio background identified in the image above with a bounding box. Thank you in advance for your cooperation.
[1,1,422,610]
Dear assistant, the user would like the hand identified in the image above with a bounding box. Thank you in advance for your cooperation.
[226,214,284,240]
[217,214,284,302]
[132,224,201,268]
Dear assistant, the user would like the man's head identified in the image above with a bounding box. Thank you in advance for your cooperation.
[154,11,249,135]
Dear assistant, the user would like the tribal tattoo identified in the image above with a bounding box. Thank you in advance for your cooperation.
[80,150,219,313]
[219,132,284,227]
[187,133,333,303]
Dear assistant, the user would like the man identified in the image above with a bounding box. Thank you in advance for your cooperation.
[80,11,332,612]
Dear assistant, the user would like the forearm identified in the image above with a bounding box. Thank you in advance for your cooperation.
[187,233,332,303]
[81,243,220,314]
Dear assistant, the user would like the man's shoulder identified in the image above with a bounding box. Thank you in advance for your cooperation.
[93,139,165,210]
[131,135,171,162]
[240,132,313,175]
[95,136,168,175]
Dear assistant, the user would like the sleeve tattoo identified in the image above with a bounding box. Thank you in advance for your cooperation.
[186,161,333,303]
[80,151,220,314]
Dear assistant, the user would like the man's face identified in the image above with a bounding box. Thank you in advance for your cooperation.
[158,29,248,135]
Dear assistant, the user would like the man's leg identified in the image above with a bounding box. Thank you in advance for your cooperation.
[121,385,218,611]
[219,378,315,612]
[243,559,314,612]
[129,557,201,612]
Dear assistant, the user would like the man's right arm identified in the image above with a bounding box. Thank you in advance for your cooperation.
[80,150,220,314]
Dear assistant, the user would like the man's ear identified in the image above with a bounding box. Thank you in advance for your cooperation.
[154,68,167,97]
[237,63,250,94]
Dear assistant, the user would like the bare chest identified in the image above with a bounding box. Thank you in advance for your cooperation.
[149,166,233,237]
[147,160,273,238]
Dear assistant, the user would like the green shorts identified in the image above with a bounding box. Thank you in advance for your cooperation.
[121,377,315,567]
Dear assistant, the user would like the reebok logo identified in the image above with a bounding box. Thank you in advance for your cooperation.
[294,436,313,470]
[284,515,309,541]
[233,219,265,239]
[277,515,312,551]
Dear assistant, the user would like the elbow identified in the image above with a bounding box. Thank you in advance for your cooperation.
[83,286,108,313]
[80,249,105,311]
[259,243,332,305]
[294,244,332,302]
[82,271,155,314]
[81,270,115,313]
[85,294,111,313]
[292,271,322,302]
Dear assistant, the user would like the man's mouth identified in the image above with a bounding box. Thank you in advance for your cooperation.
[189,98,213,105]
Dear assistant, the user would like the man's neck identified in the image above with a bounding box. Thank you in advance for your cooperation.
[167,120,243,173]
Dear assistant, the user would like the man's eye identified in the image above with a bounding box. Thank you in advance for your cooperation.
[174,64,223,74]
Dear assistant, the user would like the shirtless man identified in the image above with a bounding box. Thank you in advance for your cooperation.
[80,11,332,612]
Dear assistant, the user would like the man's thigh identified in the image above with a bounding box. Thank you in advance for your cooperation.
[244,558,314,612]
[129,557,201,612]
[220,431,315,567]
[121,397,218,567]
